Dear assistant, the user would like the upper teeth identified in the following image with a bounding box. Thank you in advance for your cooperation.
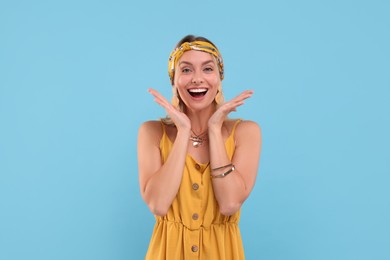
[188,88,207,93]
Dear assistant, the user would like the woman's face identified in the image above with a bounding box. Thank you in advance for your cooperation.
[174,50,221,111]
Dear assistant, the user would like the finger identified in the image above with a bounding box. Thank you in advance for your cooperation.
[225,91,253,105]
[153,97,170,109]
[227,101,245,112]
[233,90,253,101]
[148,88,172,109]
[221,98,248,115]
[148,88,168,103]
[224,93,249,108]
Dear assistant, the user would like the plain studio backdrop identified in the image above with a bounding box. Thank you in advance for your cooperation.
[1,0,389,259]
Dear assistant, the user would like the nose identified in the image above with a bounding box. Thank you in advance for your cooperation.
[192,78,203,84]
[192,71,204,84]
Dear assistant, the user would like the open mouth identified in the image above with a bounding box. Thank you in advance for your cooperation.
[188,88,208,98]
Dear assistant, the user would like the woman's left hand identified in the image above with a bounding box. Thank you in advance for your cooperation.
[208,90,254,131]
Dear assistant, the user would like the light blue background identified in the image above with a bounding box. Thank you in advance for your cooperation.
[1,0,389,259]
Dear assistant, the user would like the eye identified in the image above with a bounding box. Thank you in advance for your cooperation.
[181,68,192,73]
[204,67,214,72]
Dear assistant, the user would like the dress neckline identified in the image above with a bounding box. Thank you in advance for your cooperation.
[187,154,210,167]
[161,119,241,165]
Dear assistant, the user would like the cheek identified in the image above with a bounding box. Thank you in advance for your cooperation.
[175,74,191,87]
[208,76,221,88]
[207,81,221,98]
[174,76,189,97]
[204,71,220,83]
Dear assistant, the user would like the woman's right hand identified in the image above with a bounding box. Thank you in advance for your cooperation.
[148,88,191,132]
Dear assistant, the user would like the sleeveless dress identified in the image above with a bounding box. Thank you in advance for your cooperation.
[145,120,245,260]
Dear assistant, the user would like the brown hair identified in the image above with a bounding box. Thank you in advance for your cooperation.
[175,35,218,49]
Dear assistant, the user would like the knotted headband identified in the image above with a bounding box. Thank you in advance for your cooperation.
[168,41,224,85]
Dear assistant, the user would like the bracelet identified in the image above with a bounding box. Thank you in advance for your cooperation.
[212,163,233,171]
[211,165,235,179]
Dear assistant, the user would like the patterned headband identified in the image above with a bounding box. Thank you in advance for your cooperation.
[168,41,224,85]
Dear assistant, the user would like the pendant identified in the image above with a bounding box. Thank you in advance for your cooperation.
[190,130,208,148]
[190,136,203,148]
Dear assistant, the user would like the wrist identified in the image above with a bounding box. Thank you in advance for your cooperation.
[177,127,191,139]
[208,124,222,134]
[208,127,223,140]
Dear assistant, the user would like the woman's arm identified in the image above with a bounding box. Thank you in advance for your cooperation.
[208,120,261,216]
[138,88,191,216]
[138,122,190,216]
[208,90,262,216]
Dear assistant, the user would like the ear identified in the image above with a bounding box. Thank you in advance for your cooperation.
[215,84,224,105]
[171,86,180,108]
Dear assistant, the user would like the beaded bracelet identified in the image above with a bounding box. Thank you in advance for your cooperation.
[211,165,235,179]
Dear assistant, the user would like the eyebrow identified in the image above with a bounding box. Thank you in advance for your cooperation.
[179,60,215,66]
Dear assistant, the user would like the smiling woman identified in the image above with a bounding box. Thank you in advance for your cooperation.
[174,50,220,112]
[137,35,262,259]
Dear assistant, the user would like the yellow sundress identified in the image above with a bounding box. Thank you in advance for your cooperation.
[145,120,245,260]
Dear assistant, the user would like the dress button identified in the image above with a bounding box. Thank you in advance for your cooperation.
[192,183,199,190]
[192,213,199,220]
[191,245,198,252]
[195,164,201,170]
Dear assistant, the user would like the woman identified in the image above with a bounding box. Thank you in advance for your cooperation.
[138,35,262,259]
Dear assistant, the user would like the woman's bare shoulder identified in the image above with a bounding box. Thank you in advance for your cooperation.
[139,120,162,132]
[138,120,164,144]
[235,119,261,139]
[238,119,261,129]
[224,119,260,132]
[138,120,178,142]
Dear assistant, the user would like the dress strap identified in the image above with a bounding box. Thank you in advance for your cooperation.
[230,119,242,137]
[160,119,167,134]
